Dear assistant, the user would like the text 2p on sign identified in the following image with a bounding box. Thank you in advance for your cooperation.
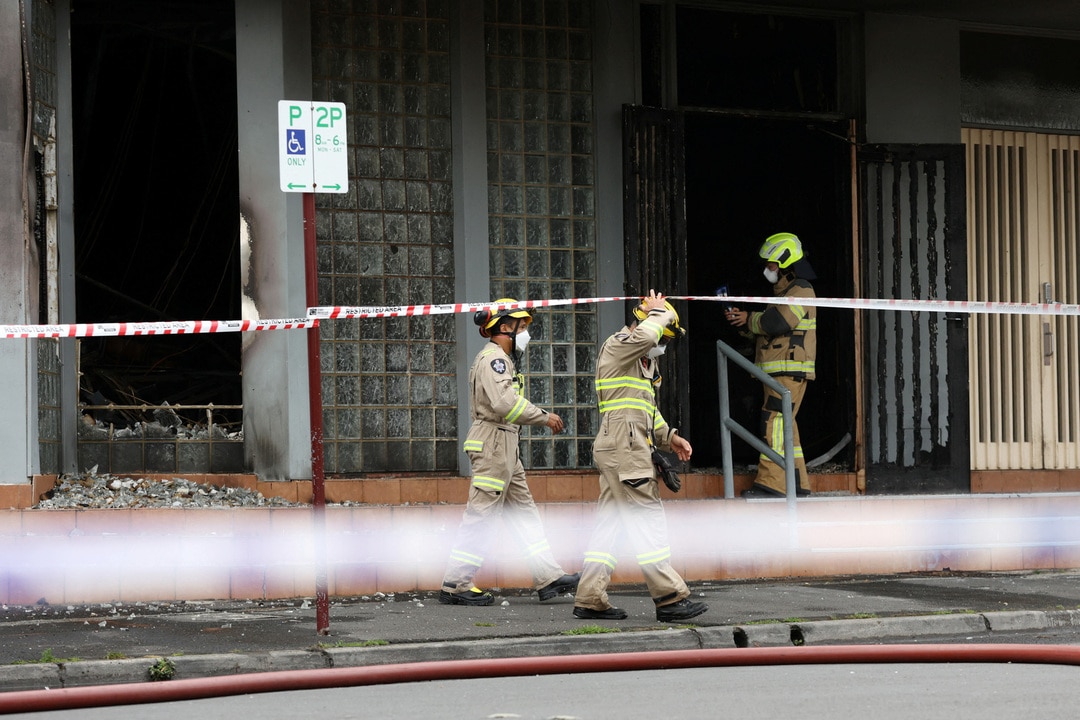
[278,100,348,194]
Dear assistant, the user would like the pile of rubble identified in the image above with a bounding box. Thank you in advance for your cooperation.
[35,471,301,509]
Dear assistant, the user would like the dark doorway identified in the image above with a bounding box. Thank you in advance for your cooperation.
[683,114,855,470]
[70,1,240,430]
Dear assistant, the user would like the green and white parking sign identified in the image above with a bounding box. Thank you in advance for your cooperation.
[278,100,348,193]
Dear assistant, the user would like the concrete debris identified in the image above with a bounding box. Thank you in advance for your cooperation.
[77,410,240,442]
[35,472,302,509]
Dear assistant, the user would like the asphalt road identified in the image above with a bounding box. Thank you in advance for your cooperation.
[8,663,1080,720]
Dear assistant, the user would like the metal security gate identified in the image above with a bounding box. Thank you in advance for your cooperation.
[964,129,1080,470]
[622,105,690,432]
[860,145,969,492]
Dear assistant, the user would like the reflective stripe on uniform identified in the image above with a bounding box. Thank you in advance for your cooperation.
[766,415,804,457]
[639,318,665,342]
[636,546,672,566]
[449,549,484,567]
[525,538,552,558]
[597,396,656,414]
[505,395,529,423]
[472,474,507,492]
[596,377,657,415]
[595,376,655,393]
[463,439,483,453]
[757,359,816,374]
[583,550,618,569]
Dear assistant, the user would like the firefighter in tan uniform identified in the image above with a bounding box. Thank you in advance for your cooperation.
[573,290,708,623]
[726,232,817,497]
[439,299,579,606]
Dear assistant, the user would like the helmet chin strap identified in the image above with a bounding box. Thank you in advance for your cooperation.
[493,318,524,365]
[508,318,524,366]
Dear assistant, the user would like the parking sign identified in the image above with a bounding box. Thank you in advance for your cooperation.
[278,101,348,193]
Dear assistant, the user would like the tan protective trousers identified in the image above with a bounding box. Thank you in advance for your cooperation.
[755,376,810,495]
[441,449,565,594]
[575,460,689,612]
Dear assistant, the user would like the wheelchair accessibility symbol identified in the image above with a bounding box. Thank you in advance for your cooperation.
[286,129,306,155]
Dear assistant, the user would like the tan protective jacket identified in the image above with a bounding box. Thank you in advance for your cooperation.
[462,343,548,492]
[746,273,817,380]
[593,307,678,482]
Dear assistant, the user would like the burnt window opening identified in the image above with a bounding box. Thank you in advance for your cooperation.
[69,0,241,443]
[675,7,839,114]
[639,3,664,108]
[961,32,1080,131]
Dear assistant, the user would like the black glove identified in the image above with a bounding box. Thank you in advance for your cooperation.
[651,449,681,493]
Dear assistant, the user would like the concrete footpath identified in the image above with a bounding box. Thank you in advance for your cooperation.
[2,570,1079,691]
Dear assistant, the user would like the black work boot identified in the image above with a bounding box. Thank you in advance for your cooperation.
[538,572,580,602]
[656,598,708,622]
[573,606,628,620]
[438,587,495,606]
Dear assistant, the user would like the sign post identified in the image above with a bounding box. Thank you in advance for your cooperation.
[279,100,348,635]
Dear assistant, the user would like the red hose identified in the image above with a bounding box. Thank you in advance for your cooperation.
[3,644,1080,714]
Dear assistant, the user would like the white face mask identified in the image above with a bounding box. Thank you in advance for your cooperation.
[647,344,667,359]
[764,267,780,284]
[514,328,531,352]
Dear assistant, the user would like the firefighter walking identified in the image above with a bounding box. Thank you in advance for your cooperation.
[439,299,579,606]
[573,290,708,623]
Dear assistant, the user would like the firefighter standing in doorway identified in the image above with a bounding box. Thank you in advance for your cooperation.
[439,299,580,606]
[726,232,817,497]
[573,290,709,623]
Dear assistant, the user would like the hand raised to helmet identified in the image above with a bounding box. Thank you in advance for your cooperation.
[640,289,668,313]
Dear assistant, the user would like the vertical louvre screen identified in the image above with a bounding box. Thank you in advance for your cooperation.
[864,159,951,466]
[964,129,1080,470]
[965,131,1039,469]
[1048,137,1080,466]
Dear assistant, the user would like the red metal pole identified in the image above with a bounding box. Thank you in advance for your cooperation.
[303,191,330,634]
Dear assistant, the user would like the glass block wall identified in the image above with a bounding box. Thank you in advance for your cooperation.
[312,0,458,473]
[484,0,598,469]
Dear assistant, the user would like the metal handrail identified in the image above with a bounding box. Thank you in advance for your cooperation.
[716,339,797,511]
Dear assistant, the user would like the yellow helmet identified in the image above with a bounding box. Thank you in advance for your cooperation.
[632,299,686,340]
[759,232,803,269]
[474,298,532,338]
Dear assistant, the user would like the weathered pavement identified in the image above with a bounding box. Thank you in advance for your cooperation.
[2,570,1079,690]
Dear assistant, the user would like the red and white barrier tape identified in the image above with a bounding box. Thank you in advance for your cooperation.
[7,294,1077,339]
[676,295,1080,317]
[1,318,317,340]
[308,294,1080,319]
[307,296,630,319]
